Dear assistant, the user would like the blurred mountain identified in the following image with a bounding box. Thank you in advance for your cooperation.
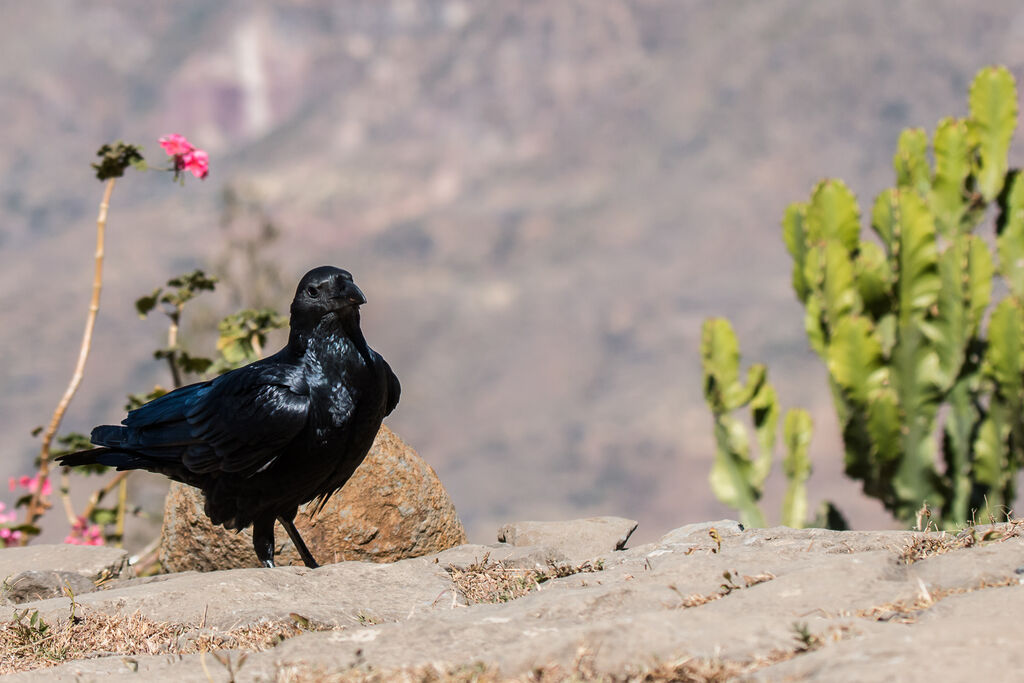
[3,1,1024,544]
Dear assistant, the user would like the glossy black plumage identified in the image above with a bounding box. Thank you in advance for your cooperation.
[58,266,400,568]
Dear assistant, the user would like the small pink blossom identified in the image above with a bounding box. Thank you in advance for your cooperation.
[159,133,194,156]
[0,527,21,546]
[65,516,105,546]
[10,474,51,496]
[182,149,209,179]
[159,134,209,180]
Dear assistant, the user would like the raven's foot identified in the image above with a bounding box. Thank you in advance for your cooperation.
[279,515,320,568]
[252,517,277,568]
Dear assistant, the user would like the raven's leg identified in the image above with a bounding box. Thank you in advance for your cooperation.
[252,516,277,568]
[278,516,320,569]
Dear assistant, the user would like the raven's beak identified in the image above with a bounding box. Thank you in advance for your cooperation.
[333,282,366,307]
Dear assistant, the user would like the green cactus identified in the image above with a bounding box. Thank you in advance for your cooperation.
[783,66,1024,527]
[782,409,813,528]
[701,318,814,528]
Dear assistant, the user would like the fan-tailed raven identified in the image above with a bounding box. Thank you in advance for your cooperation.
[58,266,400,568]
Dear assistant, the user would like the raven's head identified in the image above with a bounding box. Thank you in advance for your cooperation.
[289,266,366,338]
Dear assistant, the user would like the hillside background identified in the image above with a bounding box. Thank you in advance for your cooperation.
[4,1,1024,545]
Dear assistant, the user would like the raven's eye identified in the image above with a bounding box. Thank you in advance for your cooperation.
[306,286,319,297]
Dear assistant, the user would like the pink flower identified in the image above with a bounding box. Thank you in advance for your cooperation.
[0,527,21,546]
[159,134,209,180]
[12,475,51,496]
[159,134,194,156]
[182,149,209,179]
[64,516,105,546]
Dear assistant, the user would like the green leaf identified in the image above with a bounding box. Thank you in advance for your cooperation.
[134,288,162,319]
[968,66,1018,202]
[806,179,861,252]
[930,117,971,238]
[986,298,1024,394]
[176,351,213,375]
[822,241,863,330]
[783,202,810,302]
[163,269,218,308]
[802,294,826,356]
[749,382,778,487]
[894,190,941,323]
[701,318,765,412]
[973,415,1006,488]
[944,373,980,524]
[708,415,767,529]
[88,508,118,525]
[926,235,991,389]
[996,170,1024,299]
[866,389,902,465]
[964,236,995,333]
[871,188,897,252]
[826,316,885,404]
[51,432,95,457]
[92,142,144,181]
[854,241,892,321]
[781,409,813,529]
[893,128,931,197]
[125,385,168,412]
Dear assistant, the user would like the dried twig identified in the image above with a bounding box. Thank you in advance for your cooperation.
[26,178,116,535]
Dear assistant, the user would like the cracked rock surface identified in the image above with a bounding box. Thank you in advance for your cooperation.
[3,519,1024,681]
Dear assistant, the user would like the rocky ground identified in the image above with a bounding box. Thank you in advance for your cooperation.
[3,517,1024,681]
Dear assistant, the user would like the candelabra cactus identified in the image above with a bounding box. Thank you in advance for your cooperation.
[783,66,1023,526]
[701,318,813,528]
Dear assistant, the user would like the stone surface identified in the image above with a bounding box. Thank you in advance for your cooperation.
[433,542,571,570]
[497,516,638,562]
[158,425,467,571]
[8,521,1024,681]
[2,570,96,604]
[0,545,130,586]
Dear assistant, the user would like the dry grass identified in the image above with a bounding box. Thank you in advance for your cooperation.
[858,575,1018,623]
[898,520,1022,565]
[276,625,855,683]
[447,555,604,604]
[668,570,775,608]
[0,604,318,675]
[276,656,744,683]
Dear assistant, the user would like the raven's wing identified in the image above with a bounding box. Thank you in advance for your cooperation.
[110,360,311,475]
[381,356,400,417]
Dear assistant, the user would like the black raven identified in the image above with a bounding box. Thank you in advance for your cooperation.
[58,266,400,568]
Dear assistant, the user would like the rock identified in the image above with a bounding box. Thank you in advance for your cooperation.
[497,516,638,562]
[2,570,96,604]
[9,521,1024,681]
[433,542,570,570]
[158,425,467,571]
[0,545,130,585]
[657,518,745,546]
[20,555,457,630]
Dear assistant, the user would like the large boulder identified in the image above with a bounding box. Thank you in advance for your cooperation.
[158,425,467,572]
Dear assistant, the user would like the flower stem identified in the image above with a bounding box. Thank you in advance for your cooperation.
[82,470,130,522]
[25,178,116,539]
[115,476,128,548]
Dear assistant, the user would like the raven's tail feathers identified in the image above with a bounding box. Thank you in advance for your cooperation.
[55,447,158,471]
